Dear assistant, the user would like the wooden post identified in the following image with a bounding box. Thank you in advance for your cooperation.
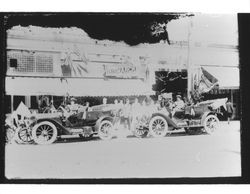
[11,95,13,113]
[231,89,233,102]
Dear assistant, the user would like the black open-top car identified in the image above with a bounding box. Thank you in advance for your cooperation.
[30,104,118,145]
[133,98,227,137]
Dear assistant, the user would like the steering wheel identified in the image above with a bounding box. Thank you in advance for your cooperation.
[57,106,66,116]
[58,106,74,119]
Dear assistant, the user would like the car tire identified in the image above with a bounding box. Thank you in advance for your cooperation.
[32,121,58,145]
[131,118,148,138]
[98,120,114,140]
[149,115,169,138]
[17,127,33,144]
[203,115,219,134]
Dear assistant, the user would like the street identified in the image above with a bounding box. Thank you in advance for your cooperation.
[5,121,241,179]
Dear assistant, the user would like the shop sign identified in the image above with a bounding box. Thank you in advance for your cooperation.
[104,64,138,78]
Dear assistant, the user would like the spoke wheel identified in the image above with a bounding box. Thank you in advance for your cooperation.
[32,121,58,145]
[17,127,33,144]
[203,115,219,134]
[98,120,114,140]
[149,116,168,138]
[132,118,149,138]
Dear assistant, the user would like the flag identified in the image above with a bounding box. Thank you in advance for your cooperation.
[15,101,31,118]
[61,49,88,77]
[198,67,219,93]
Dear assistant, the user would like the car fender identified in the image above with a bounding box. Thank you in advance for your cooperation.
[33,118,67,135]
[152,112,178,128]
[94,116,114,132]
[200,111,216,126]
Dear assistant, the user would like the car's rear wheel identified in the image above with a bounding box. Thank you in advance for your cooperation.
[98,120,114,140]
[203,115,219,134]
[131,117,149,138]
[32,121,58,145]
[149,115,169,137]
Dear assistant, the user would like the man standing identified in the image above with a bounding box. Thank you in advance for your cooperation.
[112,99,121,131]
[131,98,141,126]
[121,98,131,131]
[226,99,234,124]
[82,102,90,120]
[103,97,107,105]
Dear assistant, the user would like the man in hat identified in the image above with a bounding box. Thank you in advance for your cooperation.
[121,98,131,131]
[103,97,107,105]
[66,97,80,114]
[172,95,185,117]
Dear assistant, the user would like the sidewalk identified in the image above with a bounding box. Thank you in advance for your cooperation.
[219,120,241,131]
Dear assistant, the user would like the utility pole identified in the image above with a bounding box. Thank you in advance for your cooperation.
[187,16,193,99]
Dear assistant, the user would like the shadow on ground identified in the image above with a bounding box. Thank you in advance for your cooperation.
[54,130,207,144]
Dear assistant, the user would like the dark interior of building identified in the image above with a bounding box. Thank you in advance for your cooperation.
[153,70,188,97]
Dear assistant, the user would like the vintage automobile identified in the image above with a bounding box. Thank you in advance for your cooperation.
[5,113,34,144]
[6,97,227,144]
[133,98,228,137]
[29,104,119,145]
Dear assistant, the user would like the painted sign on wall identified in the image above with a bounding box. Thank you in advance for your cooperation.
[104,64,137,78]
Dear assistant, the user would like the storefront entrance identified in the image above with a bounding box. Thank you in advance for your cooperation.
[153,70,188,98]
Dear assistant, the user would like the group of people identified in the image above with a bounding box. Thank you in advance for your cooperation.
[157,94,186,117]
[108,97,157,130]
[39,93,235,126]
[62,96,161,130]
[58,94,186,121]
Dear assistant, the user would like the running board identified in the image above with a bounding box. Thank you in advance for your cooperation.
[60,134,82,139]
[60,133,98,139]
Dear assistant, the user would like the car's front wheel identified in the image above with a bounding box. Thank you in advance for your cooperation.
[149,115,169,137]
[32,121,58,145]
[17,127,33,144]
[98,120,114,140]
[203,115,219,134]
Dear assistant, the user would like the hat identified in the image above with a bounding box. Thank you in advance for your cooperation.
[70,97,77,102]
[176,95,181,98]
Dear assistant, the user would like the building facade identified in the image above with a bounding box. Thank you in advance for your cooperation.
[5,14,240,119]
[5,26,153,113]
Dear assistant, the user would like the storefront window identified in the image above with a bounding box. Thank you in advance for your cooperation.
[36,54,53,73]
[7,51,53,75]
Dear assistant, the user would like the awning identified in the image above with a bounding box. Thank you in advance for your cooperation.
[5,77,67,96]
[5,77,154,96]
[203,67,239,89]
[66,78,154,96]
